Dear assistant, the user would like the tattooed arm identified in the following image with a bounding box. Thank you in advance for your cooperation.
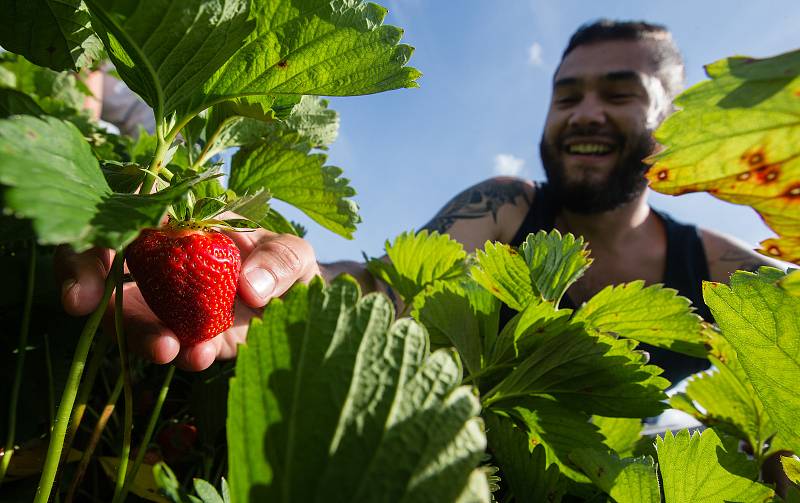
[421,177,535,252]
[701,228,787,283]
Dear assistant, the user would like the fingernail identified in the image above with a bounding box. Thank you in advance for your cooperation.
[245,268,275,299]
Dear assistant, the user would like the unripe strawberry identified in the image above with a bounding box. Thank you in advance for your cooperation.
[126,227,241,345]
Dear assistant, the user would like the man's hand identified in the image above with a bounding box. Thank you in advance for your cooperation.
[54,229,320,371]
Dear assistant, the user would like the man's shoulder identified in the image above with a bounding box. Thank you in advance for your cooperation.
[699,227,787,283]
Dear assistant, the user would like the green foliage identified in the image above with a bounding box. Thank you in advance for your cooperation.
[656,429,775,503]
[0,0,103,71]
[703,268,800,453]
[368,230,468,305]
[569,449,659,503]
[572,281,707,357]
[0,115,206,251]
[648,48,800,262]
[591,416,642,458]
[471,241,534,311]
[520,230,592,305]
[783,455,800,486]
[229,129,359,238]
[226,277,488,502]
[780,269,800,296]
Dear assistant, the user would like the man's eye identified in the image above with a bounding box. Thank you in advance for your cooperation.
[555,96,579,105]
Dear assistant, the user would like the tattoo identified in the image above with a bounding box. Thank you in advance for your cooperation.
[421,179,533,234]
[718,248,766,273]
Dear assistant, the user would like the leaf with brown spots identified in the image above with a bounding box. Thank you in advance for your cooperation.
[647,49,800,263]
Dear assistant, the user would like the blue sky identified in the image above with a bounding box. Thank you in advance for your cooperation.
[279,0,800,262]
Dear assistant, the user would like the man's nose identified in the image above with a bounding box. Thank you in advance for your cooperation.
[567,94,607,128]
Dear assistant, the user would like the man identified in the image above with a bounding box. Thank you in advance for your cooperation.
[56,20,781,375]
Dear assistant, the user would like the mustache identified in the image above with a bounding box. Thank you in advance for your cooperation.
[557,126,624,145]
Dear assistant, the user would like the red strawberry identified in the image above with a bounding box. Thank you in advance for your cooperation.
[126,227,241,345]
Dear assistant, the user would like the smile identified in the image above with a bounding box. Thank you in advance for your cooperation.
[565,143,613,155]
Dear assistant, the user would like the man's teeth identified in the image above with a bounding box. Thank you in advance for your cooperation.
[567,143,612,154]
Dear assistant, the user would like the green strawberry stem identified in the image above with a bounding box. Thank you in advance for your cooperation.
[44,334,56,429]
[0,243,36,487]
[118,365,176,503]
[111,256,133,503]
[140,128,172,196]
[34,253,121,503]
[64,373,123,503]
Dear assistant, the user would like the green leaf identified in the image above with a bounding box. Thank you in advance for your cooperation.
[229,129,359,238]
[367,230,467,305]
[84,0,254,121]
[591,417,642,458]
[656,429,775,503]
[412,279,498,377]
[485,325,669,418]
[783,455,800,485]
[487,301,573,369]
[227,277,488,503]
[703,268,800,453]
[0,88,46,118]
[193,478,224,503]
[283,96,340,149]
[492,397,606,482]
[100,161,145,193]
[569,450,659,503]
[780,269,800,296]
[153,462,191,503]
[520,230,592,305]
[0,0,102,71]
[180,0,421,117]
[0,115,205,251]
[573,281,707,357]
[483,412,563,501]
[647,49,800,262]
[471,241,534,311]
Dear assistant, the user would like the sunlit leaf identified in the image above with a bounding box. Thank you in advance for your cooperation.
[591,416,642,458]
[471,241,534,312]
[368,230,467,305]
[780,269,800,296]
[647,49,800,263]
[520,230,592,306]
[656,429,774,503]
[569,450,659,503]
[783,455,800,486]
[573,281,706,357]
[227,277,488,503]
[703,268,800,452]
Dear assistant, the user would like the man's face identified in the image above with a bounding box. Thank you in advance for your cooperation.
[540,39,670,213]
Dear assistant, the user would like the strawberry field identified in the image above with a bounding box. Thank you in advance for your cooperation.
[0,1,799,502]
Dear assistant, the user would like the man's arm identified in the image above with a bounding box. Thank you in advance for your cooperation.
[701,228,788,283]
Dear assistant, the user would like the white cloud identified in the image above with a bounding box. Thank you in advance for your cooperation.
[493,154,525,177]
[528,41,544,66]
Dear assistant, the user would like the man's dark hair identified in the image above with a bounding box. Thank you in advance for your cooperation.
[561,19,685,98]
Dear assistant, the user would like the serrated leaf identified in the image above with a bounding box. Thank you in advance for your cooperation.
[192,478,224,503]
[521,230,592,305]
[153,462,188,503]
[485,324,669,418]
[703,268,800,452]
[367,230,467,305]
[84,0,254,121]
[101,161,145,193]
[488,301,574,368]
[412,279,498,377]
[675,354,776,455]
[656,429,775,503]
[492,397,606,483]
[483,412,563,501]
[180,0,421,117]
[573,281,707,357]
[783,455,800,485]
[229,129,359,238]
[283,96,340,148]
[227,277,487,503]
[471,241,535,311]
[591,417,642,458]
[647,49,800,263]
[0,0,102,71]
[569,450,659,503]
[0,115,207,251]
[0,88,46,118]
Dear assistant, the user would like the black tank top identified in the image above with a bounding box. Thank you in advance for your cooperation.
[502,183,711,385]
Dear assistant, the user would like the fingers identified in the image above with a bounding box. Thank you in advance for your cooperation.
[55,246,114,316]
[232,232,321,308]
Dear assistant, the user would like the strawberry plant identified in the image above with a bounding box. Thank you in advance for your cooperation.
[0,2,798,503]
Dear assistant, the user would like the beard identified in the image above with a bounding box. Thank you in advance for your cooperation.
[539,127,655,214]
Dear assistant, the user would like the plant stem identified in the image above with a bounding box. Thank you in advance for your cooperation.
[111,257,133,503]
[44,333,56,429]
[64,374,123,503]
[0,243,37,486]
[139,125,173,196]
[118,365,176,503]
[34,253,121,503]
[63,336,111,457]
